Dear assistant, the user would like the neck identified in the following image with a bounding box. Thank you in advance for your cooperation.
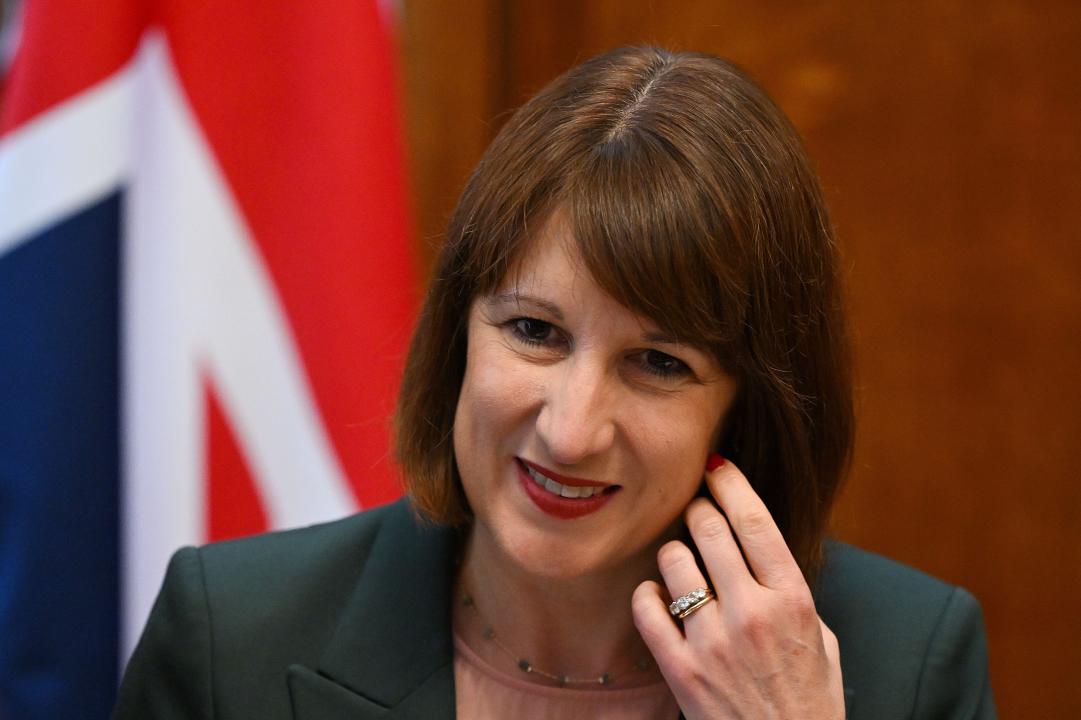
[454,522,665,687]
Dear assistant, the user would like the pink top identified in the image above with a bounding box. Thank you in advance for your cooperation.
[453,632,681,720]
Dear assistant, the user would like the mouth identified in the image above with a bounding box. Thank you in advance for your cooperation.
[516,458,620,519]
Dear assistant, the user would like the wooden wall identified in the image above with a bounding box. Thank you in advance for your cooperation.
[398,2,1081,716]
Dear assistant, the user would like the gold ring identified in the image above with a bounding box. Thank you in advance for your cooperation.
[669,588,714,619]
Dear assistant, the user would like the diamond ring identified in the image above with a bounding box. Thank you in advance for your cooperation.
[668,587,715,620]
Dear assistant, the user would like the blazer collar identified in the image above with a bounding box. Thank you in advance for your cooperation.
[289,500,460,720]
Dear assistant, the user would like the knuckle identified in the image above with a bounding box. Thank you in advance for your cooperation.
[706,639,729,664]
[696,517,733,543]
[734,510,774,536]
[737,608,771,640]
[784,588,817,621]
[709,469,741,495]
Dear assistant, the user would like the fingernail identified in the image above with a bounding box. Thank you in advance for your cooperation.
[706,453,725,472]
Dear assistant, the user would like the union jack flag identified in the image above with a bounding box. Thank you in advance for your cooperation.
[0,2,414,716]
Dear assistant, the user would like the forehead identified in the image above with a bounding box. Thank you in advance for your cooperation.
[497,213,584,292]
[491,208,706,342]
[467,188,740,366]
[490,218,694,347]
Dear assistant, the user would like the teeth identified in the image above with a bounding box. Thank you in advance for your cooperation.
[560,484,581,498]
[525,465,603,499]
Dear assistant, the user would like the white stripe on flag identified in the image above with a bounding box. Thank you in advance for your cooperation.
[121,32,357,661]
[0,63,133,258]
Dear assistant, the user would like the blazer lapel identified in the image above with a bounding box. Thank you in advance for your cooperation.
[286,512,855,720]
[288,501,459,720]
[287,663,455,720]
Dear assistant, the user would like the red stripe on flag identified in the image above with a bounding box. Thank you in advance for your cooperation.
[1,0,145,136]
[205,380,269,541]
[162,2,415,510]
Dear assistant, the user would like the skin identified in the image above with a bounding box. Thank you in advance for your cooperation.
[453,214,844,716]
[633,460,845,718]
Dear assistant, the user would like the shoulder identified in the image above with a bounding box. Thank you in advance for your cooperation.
[186,499,425,650]
[193,500,402,597]
[115,499,432,719]
[815,542,996,719]
[199,496,405,563]
[815,540,961,635]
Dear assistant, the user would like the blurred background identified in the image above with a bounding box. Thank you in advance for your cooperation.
[2,1,1079,717]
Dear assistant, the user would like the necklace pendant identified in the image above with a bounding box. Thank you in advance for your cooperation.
[461,586,650,689]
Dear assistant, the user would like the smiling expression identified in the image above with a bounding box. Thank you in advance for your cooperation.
[452,215,740,581]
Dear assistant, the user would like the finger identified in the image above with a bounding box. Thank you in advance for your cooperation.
[656,540,718,628]
[685,496,756,593]
[705,457,802,589]
[631,580,688,667]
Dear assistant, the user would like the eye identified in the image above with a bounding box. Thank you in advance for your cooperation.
[507,317,560,347]
[635,349,691,379]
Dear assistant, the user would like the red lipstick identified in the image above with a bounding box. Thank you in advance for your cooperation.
[516,459,617,520]
[519,458,607,487]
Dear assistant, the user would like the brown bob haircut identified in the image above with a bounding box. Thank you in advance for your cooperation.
[395,46,853,582]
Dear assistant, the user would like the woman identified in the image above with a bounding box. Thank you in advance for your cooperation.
[115,47,994,719]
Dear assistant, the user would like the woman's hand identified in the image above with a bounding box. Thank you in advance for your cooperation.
[632,456,845,720]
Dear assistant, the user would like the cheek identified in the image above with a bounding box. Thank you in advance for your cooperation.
[630,404,720,500]
[454,343,543,457]
[465,358,533,421]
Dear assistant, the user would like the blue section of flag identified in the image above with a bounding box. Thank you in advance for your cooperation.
[0,193,122,719]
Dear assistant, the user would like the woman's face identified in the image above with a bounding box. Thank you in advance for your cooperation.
[453,216,739,581]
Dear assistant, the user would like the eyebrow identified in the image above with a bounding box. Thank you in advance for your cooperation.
[642,330,681,346]
[486,292,688,348]
[486,292,564,321]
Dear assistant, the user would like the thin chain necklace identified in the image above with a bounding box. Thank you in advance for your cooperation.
[459,590,654,687]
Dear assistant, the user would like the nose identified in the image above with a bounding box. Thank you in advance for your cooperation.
[534,356,616,466]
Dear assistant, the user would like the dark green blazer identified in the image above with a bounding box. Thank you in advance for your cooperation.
[114,499,996,719]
